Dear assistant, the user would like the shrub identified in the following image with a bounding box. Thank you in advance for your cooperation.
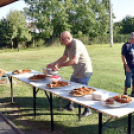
[36,38,45,47]
[113,34,129,43]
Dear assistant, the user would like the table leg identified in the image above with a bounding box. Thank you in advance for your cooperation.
[50,93,54,131]
[78,105,81,121]
[128,113,132,134]
[8,76,13,103]
[99,113,102,134]
[59,97,62,111]
[33,87,36,118]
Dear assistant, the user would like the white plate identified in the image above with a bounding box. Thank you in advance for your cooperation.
[102,100,133,108]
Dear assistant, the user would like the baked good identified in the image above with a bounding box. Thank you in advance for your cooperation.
[105,95,132,105]
[114,95,132,103]
[69,87,96,96]
[47,81,70,88]
[12,69,31,74]
[105,97,114,105]
[28,74,48,81]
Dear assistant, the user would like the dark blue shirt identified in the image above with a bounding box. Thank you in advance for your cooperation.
[121,42,134,69]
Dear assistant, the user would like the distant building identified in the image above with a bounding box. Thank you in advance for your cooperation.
[26,22,41,34]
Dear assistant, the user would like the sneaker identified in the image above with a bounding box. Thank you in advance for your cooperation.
[124,92,127,95]
[62,102,74,111]
[80,108,92,117]
[131,91,134,97]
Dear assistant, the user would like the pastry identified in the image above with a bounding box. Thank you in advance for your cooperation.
[12,69,31,74]
[69,87,96,96]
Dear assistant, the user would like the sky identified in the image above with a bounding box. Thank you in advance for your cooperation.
[0,0,134,23]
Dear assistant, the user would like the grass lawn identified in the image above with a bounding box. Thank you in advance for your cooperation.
[0,44,134,134]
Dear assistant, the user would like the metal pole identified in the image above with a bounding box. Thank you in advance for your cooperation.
[99,113,102,134]
[78,105,81,121]
[128,114,132,134]
[33,87,36,118]
[50,93,54,131]
[8,76,13,103]
[59,97,62,111]
[109,0,113,47]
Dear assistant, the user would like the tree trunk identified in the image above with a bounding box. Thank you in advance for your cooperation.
[33,37,35,47]
[17,39,19,52]
[11,40,13,49]
[18,45,20,52]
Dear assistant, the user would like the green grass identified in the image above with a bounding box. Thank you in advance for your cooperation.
[0,44,133,134]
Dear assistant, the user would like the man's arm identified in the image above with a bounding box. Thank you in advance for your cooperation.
[47,55,68,69]
[53,55,68,65]
[121,55,130,73]
[53,55,78,70]
[58,55,78,67]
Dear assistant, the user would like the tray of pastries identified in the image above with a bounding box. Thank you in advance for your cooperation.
[69,87,96,96]
[28,74,49,81]
[46,81,71,88]
[12,69,31,75]
[102,95,133,108]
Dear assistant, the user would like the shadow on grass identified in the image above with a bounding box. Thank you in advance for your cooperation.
[1,97,134,134]
[0,96,80,116]
[4,114,134,134]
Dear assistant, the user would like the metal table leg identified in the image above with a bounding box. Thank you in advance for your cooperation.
[99,113,102,134]
[128,113,132,134]
[33,87,36,118]
[59,97,62,111]
[78,105,81,121]
[8,76,13,103]
[50,93,54,131]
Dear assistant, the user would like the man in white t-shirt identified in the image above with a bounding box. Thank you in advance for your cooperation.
[47,31,93,117]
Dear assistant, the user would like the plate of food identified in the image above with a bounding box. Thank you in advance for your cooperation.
[28,74,49,81]
[102,95,133,108]
[46,81,71,88]
[12,69,31,75]
[69,87,96,96]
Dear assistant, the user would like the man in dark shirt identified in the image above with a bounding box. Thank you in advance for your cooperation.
[121,32,134,96]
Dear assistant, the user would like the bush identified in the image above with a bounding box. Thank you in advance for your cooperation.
[113,34,129,43]
[76,35,90,45]
[36,38,45,47]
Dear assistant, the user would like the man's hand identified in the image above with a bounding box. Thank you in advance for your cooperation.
[53,64,61,71]
[47,63,54,69]
[126,66,130,73]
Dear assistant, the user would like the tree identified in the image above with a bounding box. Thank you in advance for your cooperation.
[120,15,134,34]
[24,0,70,38]
[113,21,123,34]
[24,0,113,40]
[6,10,31,51]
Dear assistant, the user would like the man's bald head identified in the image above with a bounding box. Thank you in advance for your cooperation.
[61,31,72,38]
[61,31,73,46]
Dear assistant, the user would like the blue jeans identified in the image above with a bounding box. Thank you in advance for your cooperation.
[70,75,90,86]
[125,68,134,88]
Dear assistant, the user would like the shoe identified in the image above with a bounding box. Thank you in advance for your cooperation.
[124,92,127,95]
[131,91,134,97]
[80,108,92,117]
[62,102,74,111]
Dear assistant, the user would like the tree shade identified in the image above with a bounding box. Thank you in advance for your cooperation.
[0,0,18,7]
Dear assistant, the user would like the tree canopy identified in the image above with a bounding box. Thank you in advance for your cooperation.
[24,0,110,38]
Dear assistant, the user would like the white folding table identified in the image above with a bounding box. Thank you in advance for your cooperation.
[6,70,134,134]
